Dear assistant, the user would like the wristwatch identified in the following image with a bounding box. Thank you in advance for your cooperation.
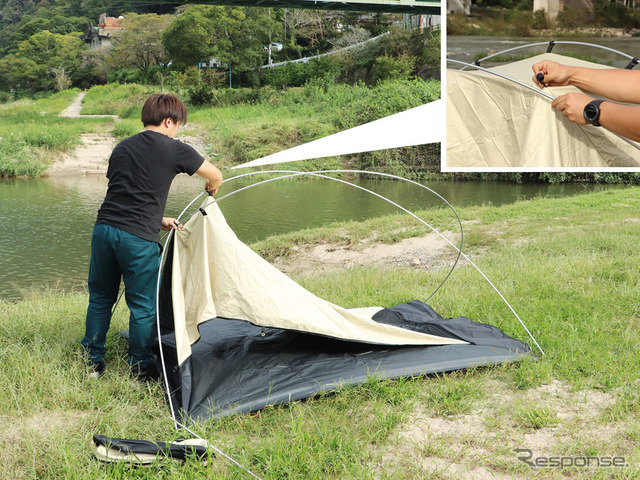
[583,100,605,127]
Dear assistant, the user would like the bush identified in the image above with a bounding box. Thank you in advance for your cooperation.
[556,7,582,29]
[187,84,216,107]
[371,54,416,84]
[594,0,640,29]
[0,91,13,103]
[509,10,533,36]
[532,9,548,29]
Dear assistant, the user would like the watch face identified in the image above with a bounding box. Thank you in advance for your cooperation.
[585,104,597,120]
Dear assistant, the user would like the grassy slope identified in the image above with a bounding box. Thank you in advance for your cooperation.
[0,90,116,177]
[1,187,639,479]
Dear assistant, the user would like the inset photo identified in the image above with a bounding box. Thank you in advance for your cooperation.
[444,5,640,170]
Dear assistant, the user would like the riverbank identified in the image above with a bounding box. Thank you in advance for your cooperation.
[0,79,440,179]
[447,5,640,38]
[1,187,639,478]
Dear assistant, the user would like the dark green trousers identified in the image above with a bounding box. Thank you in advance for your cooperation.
[82,224,161,368]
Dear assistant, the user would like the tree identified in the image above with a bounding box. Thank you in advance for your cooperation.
[163,5,280,85]
[161,6,218,68]
[102,13,173,75]
[0,30,85,92]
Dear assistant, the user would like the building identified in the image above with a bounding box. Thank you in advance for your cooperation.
[79,14,124,48]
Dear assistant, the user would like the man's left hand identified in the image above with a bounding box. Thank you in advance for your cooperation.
[161,217,183,231]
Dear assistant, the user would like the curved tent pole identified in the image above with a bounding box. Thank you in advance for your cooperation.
[448,58,556,100]
[447,58,640,152]
[153,169,544,472]
[164,169,544,356]
[178,169,464,303]
[154,203,263,480]
[459,40,638,70]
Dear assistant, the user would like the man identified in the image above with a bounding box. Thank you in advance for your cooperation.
[533,60,640,141]
[82,93,223,381]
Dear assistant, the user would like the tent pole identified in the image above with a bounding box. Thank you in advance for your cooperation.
[448,59,640,152]
[187,170,543,355]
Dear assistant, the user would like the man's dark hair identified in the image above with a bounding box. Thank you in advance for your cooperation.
[141,94,188,127]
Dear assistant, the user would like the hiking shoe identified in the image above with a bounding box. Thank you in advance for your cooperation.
[130,364,160,383]
[88,361,106,379]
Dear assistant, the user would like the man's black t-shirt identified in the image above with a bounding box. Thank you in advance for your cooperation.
[96,130,204,243]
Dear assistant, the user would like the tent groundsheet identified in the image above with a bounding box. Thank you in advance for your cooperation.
[157,198,533,421]
[446,52,640,169]
[160,301,531,421]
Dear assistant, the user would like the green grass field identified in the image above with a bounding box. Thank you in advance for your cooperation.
[1,187,639,479]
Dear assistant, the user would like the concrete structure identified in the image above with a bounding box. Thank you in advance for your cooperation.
[532,0,594,21]
[447,0,471,15]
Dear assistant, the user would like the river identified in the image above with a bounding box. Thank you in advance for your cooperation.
[447,35,640,69]
[0,173,614,301]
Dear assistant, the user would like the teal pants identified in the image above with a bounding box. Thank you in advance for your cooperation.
[82,224,161,368]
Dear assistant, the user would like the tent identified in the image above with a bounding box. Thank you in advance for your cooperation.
[156,194,532,422]
[446,52,640,169]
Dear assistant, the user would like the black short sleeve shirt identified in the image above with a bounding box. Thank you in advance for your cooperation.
[96,130,205,243]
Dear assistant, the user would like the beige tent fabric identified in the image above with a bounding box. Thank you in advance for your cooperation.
[170,199,466,365]
[446,53,640,169]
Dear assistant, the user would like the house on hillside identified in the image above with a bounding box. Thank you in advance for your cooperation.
[79,13,124,48]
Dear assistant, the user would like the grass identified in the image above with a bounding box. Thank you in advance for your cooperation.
[0,89,116,177]
[78,80,439,173]
[2,79,439,178]
[1,186,640,479]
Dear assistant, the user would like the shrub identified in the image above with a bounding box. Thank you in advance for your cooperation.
[532,9,548,29]
[371,54,416,84]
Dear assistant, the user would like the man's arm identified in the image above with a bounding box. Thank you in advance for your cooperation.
[533,60,640,104]
[551,92,640,141]
[195,160,223,195]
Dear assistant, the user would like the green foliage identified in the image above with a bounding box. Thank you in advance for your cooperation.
[187,84,218,107]
[101,13,173,76]
[423,372,483,416]
[0,30,86,93]
[370,54,416,84]
[0,8,90,56]
[260,27,438,89]
[354,144,440,179]
[556,6,582,29]
[532,9,549,29]
[455,172,640,185]
[185,78,439,170]
[163,5,279,85]
[594,0,640,29]
[261,57,346,89]
[448,3,640,35]
[508,9,533,36]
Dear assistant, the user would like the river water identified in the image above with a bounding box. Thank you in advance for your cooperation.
[0,173,613,301]
[447,35,640,69]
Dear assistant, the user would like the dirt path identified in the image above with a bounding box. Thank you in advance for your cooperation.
[274,232,461,277]
[49,92,118,176]
[50,93,210,176]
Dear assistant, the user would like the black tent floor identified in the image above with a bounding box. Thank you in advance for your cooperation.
[159,301,533,421]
